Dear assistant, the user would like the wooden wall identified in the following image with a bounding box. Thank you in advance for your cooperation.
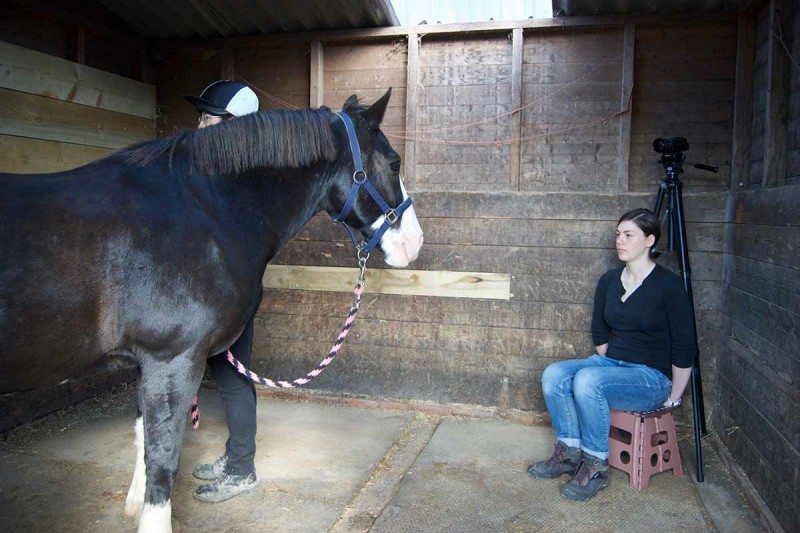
[716,2,800,530]
[0,41,156,173]
[155,14,736,414]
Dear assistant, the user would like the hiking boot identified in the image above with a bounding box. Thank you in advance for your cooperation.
[526,441,582,479]
[561,452,611,501]
[193,473,259,503]
[192,455,228,481]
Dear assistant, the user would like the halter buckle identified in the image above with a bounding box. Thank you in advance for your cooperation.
[353,170,367,184]
[385,209,399,225]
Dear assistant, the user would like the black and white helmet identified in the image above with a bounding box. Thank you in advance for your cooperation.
[184,80,259,117]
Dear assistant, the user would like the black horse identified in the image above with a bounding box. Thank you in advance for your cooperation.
[0,89,423,532]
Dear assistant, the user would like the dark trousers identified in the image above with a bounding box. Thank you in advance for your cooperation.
[208,314,258,476]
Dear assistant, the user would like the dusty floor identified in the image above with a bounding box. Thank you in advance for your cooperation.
[0,385,764,532]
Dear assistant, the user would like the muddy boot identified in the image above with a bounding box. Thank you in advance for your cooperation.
[527,441,582,479]
[560,452,610,501]
[193,472,259,503]
[192,455,228,481]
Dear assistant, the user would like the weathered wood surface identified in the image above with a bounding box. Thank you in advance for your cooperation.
[731,12,756,189]
[0,40,156,119]
[787,1,800,184]
[618,24,635,192]
[0,134,109,173]
[749,4,770,186]
[0,87,155,149]
[263,264,511,300]
[630,22,736,192]
[521,29,623,192]
[763,0,791,187]
[156,48,223,135]
[235,44,309,110]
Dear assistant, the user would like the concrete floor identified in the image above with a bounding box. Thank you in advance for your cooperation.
[0,385,764,532]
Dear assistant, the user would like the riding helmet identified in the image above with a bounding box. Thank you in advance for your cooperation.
[184,80,259,117]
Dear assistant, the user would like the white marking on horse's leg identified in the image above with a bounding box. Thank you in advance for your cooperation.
[138,501,172,533]
[125,417,145,518]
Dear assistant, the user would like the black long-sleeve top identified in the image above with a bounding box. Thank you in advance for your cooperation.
[591,264,697,379]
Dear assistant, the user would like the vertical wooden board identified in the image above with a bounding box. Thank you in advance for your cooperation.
[0,134,109,173]
[763,0,791,187]
[310,40,323,108]
[749,4,771,186]
[414,35,512,192]
[521,28,623,192]
[321,40,408,174]
[618,24,635,192]
[510,28,523,190]
[156,47,223,135]
[787,4,800,184]
[234,44,310,110]
[630,22,737,192]
[731,11,756,190]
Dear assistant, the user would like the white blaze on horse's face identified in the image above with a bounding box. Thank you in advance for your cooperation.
[371,177,423,268]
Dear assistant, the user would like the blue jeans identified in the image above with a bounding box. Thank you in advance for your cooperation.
[541,354,672,460]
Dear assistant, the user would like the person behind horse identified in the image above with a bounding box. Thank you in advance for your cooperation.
[527,208,696,500]
[184,80,262,503]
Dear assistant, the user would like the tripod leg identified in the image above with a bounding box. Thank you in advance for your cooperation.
[672,181,706,482]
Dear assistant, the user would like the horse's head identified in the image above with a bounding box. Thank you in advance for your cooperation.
[327,89,423,268]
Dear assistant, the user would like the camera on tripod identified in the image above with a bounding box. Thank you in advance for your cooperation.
[653,137,689,155]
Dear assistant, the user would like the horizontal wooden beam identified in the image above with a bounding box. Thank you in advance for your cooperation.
[0,41,156,119]
[0,135,110,173]
[161,11,738,51]
[263,265,511,300]
[0,87,155,149]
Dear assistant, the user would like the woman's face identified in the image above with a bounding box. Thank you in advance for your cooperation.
[615,220,655,262]
[198,112,223,129]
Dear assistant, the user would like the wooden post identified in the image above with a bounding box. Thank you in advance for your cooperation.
[404,33,420,188]
[763,0,790,187]
[731,11,756,190]
[221,47,235,80]
[617,24,635,192]
[66,25,86,65]
[310,39,323,108]
[510,28,524,191]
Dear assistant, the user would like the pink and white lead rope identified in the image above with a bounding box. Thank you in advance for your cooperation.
[191,276,366,429]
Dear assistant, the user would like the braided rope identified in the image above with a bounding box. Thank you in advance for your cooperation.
[190,276,365,428]
[227,279,364,388]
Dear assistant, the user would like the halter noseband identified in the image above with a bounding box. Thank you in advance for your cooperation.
[331,112,412,253]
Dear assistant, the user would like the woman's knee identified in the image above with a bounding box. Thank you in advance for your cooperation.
[541,361,573,396]
[573,368,604,400]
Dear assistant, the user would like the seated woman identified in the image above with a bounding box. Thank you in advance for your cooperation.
[527,208,696,501]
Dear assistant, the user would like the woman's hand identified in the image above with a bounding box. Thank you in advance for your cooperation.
[595,343,608,356]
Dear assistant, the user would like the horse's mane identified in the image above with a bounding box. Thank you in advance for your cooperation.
[125,107,338,175]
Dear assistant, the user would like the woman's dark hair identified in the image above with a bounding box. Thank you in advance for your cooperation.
[618,208,661,258]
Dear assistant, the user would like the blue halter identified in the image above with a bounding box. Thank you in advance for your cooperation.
[331,112,413,253]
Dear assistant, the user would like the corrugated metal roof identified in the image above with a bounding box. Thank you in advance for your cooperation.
[94,0,399,40]
[552,0,741,17]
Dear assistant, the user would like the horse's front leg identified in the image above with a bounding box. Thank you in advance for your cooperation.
[133,352,204,533]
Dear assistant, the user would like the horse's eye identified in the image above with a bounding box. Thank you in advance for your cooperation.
[390,160,401,173]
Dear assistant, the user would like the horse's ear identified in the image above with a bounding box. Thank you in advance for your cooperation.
[363,88,392,127]
[343,94,359,111]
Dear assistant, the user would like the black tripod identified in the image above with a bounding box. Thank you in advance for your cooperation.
[651,138,717,482]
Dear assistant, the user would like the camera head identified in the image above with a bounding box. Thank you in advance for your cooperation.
[653,137,689,155]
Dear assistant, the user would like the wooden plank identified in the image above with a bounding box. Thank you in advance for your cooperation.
[510,28,523,191]
[310,39,323,108]
[263,264,511,300]
[0,134,109,173]
[730,223,800,269]
[0,88,155,149]
[0,40,156,119]
[618,24,635,192]
[162,12,738,51]
[762,0,791,187]
[404,33,420,188]
[411,191,727,222]
[221,47,235,80]
[731,11,756,190]
[729,183,800,225]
